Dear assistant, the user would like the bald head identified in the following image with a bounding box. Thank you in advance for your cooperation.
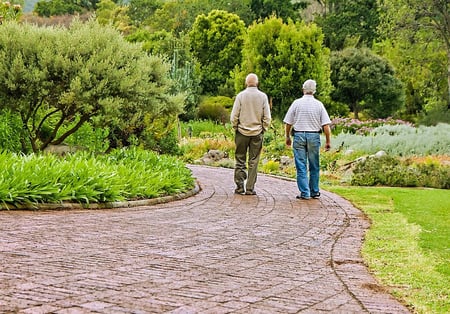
[245,73,259,87]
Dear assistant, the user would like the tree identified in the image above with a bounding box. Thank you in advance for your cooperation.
[0,20,182,153]
[127,29,201,121]
[34,0,118,16]
[238,16,331,117]
[377,0,450,121]
[189,9,246,95]
[215,0,254,26]
[96,0,132,34]
[250,0,306,22]
[34,0,83,17]
[314,0,380,50]
[127,0,162,27]
[146,0,212,34]
[330,48,405,119]
[406,0,450,107]
[146,0,253,34]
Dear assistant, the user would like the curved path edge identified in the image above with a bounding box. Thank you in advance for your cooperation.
[0,181,202,211]
[0,165,411,313]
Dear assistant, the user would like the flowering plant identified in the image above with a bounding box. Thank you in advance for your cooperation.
[331,117,414,135]
[0,1,22,22]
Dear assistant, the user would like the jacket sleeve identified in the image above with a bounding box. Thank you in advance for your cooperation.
[230,95,241,129]
[262,95,272,132]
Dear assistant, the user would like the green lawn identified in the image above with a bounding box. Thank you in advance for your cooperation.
[327,186,449,313]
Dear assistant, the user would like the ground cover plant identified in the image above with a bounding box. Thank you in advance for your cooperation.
[0,148,195,209]
[326,186,450,313]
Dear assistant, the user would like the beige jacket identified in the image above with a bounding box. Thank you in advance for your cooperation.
[230,87,271,136]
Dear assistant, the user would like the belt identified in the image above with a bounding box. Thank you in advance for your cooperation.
[294,130,321,133]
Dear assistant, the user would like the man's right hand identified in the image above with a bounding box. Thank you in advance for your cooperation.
[285,137,292,147]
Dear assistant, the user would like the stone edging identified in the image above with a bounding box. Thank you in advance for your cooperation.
[0,180,201,211]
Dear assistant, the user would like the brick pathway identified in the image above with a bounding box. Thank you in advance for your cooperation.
[0,165,410,313]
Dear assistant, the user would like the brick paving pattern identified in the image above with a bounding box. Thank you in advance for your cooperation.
[0,165,410,313]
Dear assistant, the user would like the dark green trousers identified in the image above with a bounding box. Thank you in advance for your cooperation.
[234,131,264,192]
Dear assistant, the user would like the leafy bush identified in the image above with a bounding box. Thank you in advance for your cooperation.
[179,120,234,139]
[262,160,280,173]
[0,20,181,153]
[418,102,450,126]
[60,120,110,153]
[197,96,233,123]
[0,148,195,208]
[144,130,181,156]
[351,155,449,189]
[0,109,28,153]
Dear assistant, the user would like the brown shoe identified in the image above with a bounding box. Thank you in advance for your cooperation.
[245,190,256,195]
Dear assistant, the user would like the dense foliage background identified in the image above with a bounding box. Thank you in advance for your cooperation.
[0,0,447,156]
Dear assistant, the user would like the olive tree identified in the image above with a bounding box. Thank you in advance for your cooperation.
[0,20,183,153]
[330,48,405,119]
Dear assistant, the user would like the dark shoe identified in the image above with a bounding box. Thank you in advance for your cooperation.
[235,188,245,195]
[296,195,310,200]
[245,190,256,195]
[311,193,321,199]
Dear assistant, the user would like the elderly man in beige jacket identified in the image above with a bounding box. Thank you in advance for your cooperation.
[230,73,272,195]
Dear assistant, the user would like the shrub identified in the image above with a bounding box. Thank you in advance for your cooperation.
[179,120,234,139]
[60,120,109,153]
[197,96,233,123]
[351,155,449,189]
[0,109,28,153]
[262,160,280,173]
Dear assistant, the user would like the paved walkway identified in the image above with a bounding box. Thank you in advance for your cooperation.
[0,165,410,314]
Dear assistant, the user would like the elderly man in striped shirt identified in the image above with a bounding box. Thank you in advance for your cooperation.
[283,79,331,200]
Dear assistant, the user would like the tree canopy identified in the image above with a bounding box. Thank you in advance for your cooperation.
[376,0,450,122]
[330,48,405,119]
[12,0,450,126]
[315,0,380,50]
[0,20,182,152]
[239,17,331,116]
[189,10,246,95]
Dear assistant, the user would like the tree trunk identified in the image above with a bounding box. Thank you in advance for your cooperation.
[352,101,360,119]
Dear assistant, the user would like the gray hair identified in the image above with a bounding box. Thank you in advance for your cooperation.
[245,73,259,87]
[302,79,316,94]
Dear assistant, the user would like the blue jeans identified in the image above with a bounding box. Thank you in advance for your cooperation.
[292,132,321,198]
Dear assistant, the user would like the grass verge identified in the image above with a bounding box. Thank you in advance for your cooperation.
[326,186,449,313]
